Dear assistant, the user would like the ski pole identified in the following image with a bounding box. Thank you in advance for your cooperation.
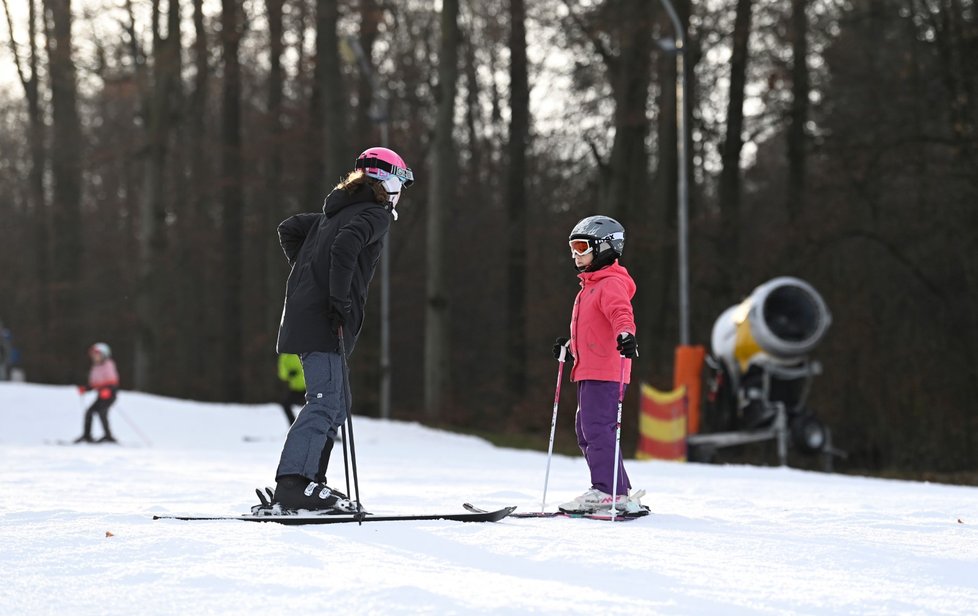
[340,424,351,497]
[337,326,363,514]
[541,345,567,513]
[611,356,626,522]
[114,404,152,447]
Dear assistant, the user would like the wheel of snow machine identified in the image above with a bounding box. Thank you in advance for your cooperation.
[790,414,827,455]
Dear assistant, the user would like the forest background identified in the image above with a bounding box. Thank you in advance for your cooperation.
[1,0,976,478]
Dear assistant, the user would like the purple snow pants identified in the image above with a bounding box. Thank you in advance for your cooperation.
[575,380,631,496]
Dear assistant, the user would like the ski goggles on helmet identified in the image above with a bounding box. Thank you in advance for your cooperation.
[569,239,594,256]
[355,156,415,187]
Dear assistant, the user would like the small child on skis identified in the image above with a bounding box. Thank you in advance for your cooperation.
[554,215,646,515]
[74,342,119,444]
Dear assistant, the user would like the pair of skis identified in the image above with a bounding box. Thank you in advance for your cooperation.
[153,502,648,525]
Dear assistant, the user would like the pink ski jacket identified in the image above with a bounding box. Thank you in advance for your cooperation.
[569,261,637,384]
[88,359,119,390]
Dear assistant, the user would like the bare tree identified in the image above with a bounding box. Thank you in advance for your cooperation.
[716,0,753,280]
[321,0,348,182]
[505,0,529,400]
[354,0,382,143]
[306,0,348,202]
[2,0,50,364]
[221,0,244,398]
[175,0,211,395]
[261,0,286,332]
[134,0,182,390]
[425,0,459,418]
[44,0,84,382]
[786,0,809,220]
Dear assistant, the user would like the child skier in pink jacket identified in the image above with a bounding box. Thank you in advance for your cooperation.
[553,216,647,515]
[74,342,119,444]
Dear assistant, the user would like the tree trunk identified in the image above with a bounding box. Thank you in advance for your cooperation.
[425,0,459,418]
[44,0,84,382]
[134,0,181,391]
[355,0,382,144]
[221,0,244,399]
[786,0,809,220]
[505,0,529,402]
[263,0,285,331]
[179,0,210,398]
[717,0,753,283]
[306,0,346,202]
[605,0,654,220]
[2,0,51,373]
[320,0,347,183]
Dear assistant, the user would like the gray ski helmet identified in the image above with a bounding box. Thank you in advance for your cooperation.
[569,215,626,258]
[89,342,111,358]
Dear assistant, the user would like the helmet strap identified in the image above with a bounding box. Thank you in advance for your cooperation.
[380,176,401,220]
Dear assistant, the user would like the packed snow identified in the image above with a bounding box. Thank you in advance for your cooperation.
[1,382,976,614]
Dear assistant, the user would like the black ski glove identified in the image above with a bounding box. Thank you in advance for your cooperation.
[552,337,573,363]
[616,333,639,359]
[328,297,351,335]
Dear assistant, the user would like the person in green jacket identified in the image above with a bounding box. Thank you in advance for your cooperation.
[277,353,305,425]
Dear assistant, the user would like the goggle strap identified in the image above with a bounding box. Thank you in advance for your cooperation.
[355,157,414,186]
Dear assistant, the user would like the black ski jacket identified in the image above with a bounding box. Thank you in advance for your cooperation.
[276,184,392,356]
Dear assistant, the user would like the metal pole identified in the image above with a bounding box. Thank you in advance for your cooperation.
[610,357,626,522]
[659,0,691,346]
[379,123,392,421]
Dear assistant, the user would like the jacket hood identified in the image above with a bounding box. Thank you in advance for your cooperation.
[577,261,636,296]
[322,183,379,217]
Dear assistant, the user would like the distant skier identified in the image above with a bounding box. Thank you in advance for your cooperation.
[74,342,119,444]
[0,319,12,381]
[553,216,646,514]
[270,146,413,513]
[277,353,305,425]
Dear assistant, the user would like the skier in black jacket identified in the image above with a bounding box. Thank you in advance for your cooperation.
[272,146,413,512]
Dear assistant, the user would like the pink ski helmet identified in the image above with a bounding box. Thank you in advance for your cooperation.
[354,147,414,187]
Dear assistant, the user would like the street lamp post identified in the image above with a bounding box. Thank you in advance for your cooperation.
[658,0,691,346]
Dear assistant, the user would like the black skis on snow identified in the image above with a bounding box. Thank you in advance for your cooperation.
[153,505,517,525]
[463,503,648,522]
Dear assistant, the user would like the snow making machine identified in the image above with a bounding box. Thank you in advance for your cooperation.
[688,277,844,467]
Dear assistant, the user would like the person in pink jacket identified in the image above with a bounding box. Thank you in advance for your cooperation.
[74,342,120,444]
[553,215,645,514]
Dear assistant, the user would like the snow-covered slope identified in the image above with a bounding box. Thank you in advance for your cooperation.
[1,382,975,614]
